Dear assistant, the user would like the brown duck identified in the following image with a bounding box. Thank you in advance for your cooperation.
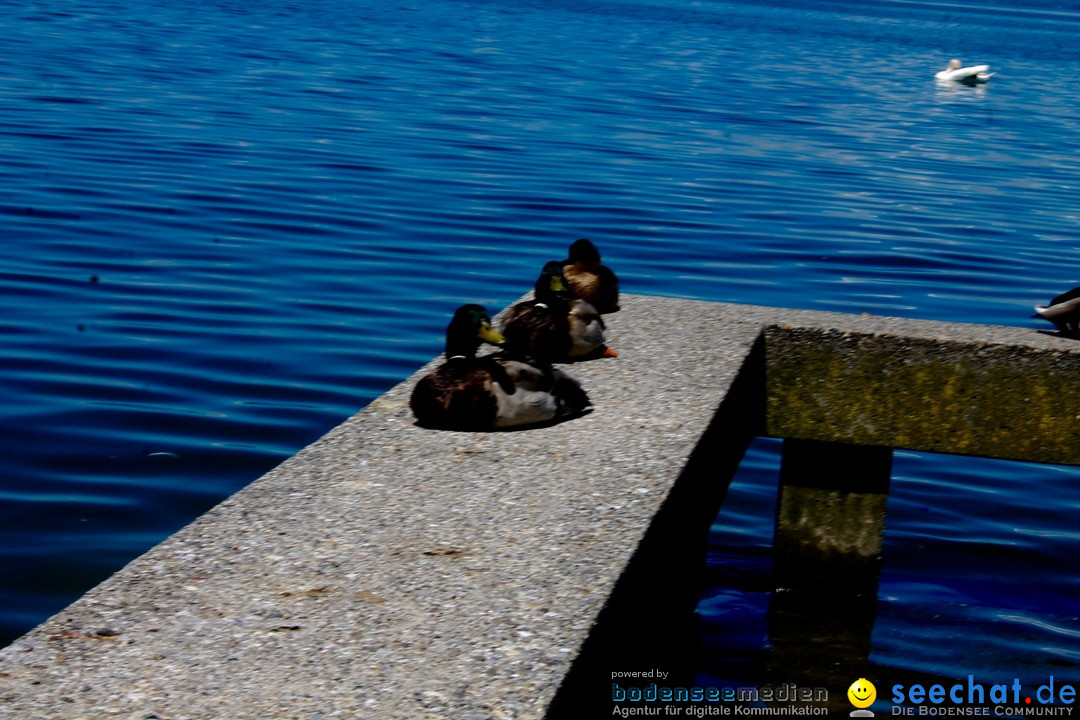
[562,238,619,313]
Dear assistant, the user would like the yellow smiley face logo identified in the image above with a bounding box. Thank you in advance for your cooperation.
[848,678,877,708]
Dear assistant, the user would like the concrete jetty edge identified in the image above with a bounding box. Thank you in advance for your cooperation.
[2,295,1078,720]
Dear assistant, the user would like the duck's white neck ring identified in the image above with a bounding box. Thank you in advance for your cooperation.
[448,355,468,361]
[534,302,549,309]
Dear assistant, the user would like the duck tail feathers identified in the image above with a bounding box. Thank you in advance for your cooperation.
[551,371,591,415]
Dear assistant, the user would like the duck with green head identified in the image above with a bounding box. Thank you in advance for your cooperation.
[410,304,592,430]
[502,261,616,363]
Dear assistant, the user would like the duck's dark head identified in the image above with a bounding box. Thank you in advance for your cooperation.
[445,304,505,359]
[534,261,571,304]
[567,238,601,264]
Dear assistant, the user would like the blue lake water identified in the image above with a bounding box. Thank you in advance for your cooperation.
[1,0,1078,690]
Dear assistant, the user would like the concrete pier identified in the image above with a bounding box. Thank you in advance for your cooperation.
[2,296,1079,719]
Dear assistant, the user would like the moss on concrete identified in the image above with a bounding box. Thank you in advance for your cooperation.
[765,326,1080,465]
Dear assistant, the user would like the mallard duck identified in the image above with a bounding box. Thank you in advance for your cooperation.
[935,59,994,85]
[1033,285,1080,335]
[410,304,592,430]
[503,261,617,362]
[562,238,620,313]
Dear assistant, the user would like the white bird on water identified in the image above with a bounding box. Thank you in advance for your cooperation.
[935,59,994,85]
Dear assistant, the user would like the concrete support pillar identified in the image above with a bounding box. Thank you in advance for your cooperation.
[767,438,892,681]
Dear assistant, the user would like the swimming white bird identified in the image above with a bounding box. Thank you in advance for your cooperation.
[935,59,994,85]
